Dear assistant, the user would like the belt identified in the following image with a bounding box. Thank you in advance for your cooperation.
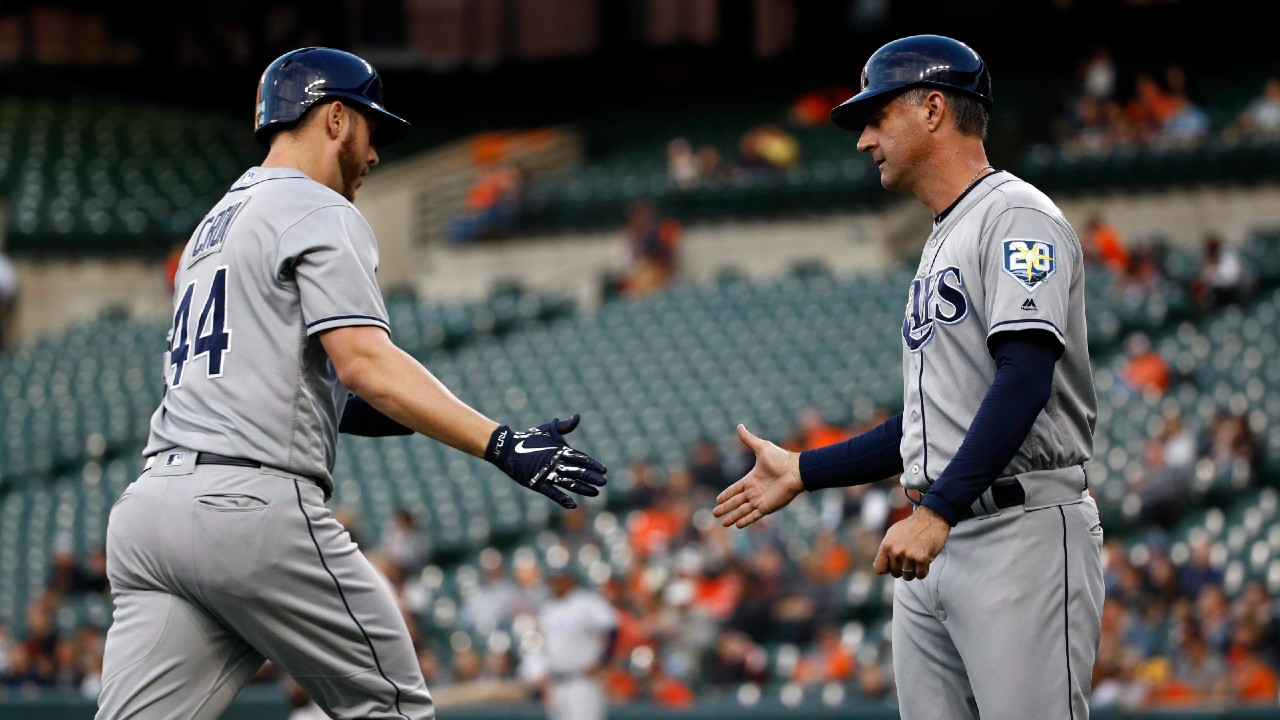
[956,479,1025,521]
[143,452,262,472]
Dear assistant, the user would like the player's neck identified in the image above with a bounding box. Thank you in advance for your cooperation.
[919,154,993,217]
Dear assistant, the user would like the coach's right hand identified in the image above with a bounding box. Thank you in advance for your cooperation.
[486,413,608,509]
[714,424,805,528]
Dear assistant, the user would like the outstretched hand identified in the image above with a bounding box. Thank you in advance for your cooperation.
[713,424,805,528]
[486,413,608,509]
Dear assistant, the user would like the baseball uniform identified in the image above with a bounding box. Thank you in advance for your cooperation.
[892,170,1105,720]
[538,580,618,720]
[96,167,433,719]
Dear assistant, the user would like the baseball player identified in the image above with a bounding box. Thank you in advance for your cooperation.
[713,35,1105,720]
[95,47,607,720]
[534,567,619,720]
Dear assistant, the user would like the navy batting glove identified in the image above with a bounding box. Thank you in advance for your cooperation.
[485,414,608,509]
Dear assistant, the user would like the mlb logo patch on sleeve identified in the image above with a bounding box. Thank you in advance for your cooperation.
[1002,239,1056,291]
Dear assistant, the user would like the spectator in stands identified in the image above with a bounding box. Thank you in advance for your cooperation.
[1083,214,1132,276]
[1079,45,1117,103]
[1169,620,1232,705]
[1119,331,1172,396]
[1126,437,1191,530]
[618,200,681,298]
[1158,409,1198,471]
[451,163,529,244]
[788,83,856,127]
[614,458,662,514]
[1198,584,1235,656]
[638,656,696,707]
[791,624,856,686]
[701,628,767,692]
[687,437,730,499]
[46,538,109,598]
[1179,535,1225,601]
[1224,76,1280,143]
[1225,616,1280,703]
[1235,580,1280,668]
[1064,94,1131,156]
[734,124,799,180]
[797,407,852,451]
[1114,238,1171,306]
[1124,72,1179,146]
[666,137,702,191]
[0,247,16,353]
[380,508,430,575]
[1203,409,1262,486]
[1157,65,1211,148]
[1190,233,1248,310]
[626,477,690,559]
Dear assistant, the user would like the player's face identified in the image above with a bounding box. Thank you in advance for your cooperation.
[336,112,379,202]
[856,95,929,193]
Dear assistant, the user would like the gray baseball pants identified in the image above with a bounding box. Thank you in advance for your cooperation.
[95,453,434,719]
[892,493,1105,720]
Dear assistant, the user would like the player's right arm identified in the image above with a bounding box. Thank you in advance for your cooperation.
[714,414,903,528]
[321,326,608,508]
[320,324,498,455]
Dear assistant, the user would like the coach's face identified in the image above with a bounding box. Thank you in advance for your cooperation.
[856,93,931,194]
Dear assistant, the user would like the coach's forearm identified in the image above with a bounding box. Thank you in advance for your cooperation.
[798,413,904,490]
[321,326,499,456]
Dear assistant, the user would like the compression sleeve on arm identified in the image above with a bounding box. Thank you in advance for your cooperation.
[919,330,1059,525]
[339,394,414,437]
[798,413,904,491]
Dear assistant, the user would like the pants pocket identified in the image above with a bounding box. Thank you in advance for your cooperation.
[194,493,269,512]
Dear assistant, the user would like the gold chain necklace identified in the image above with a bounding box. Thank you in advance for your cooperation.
[969,164,994,185]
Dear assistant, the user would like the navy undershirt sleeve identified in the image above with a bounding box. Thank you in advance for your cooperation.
[339,394,414,437]
[919,330,1060,525]
[798,413,904,491]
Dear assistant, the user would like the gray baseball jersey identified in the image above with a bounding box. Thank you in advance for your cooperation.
[898,171,1098,492]
[539,587,618,676]
[890,170,1105,720]
[99,166,433,720]
[143,167,389,495]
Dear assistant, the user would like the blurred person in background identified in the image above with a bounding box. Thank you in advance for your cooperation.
[617,200,681,298]
[536,567,619,720]
[666,137,702,191]
[1224,76,1280,142]
[0,246,16,353]
[1190,233,1248,310]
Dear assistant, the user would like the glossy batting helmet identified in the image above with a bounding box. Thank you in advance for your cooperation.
[254,47,412,148]
[830,34,992,131]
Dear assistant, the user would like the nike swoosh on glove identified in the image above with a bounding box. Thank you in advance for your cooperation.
[485,414,609,509]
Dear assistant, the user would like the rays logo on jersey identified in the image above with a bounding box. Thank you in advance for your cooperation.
[902,266,969,352]
[1002,238,1056,291]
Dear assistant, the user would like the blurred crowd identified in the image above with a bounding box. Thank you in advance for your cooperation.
[1060,44,1280,156]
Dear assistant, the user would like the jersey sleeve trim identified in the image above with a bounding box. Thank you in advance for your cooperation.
[306,314,390,336]
[987,318,1065,347]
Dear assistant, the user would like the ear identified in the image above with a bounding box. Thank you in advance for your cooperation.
[323,101,349,140]
[924,90,947,132]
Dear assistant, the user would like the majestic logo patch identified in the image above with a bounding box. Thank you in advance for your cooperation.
[902,266,969,352]
[1002,239,1056,291]
[1021,298,1038,311]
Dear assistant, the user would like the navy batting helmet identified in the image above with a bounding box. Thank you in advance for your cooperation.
[830,34,992,131]
[254,47,412,148]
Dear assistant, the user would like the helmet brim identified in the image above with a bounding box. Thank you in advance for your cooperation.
[830,81,994,131]
[829,82,918,130]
